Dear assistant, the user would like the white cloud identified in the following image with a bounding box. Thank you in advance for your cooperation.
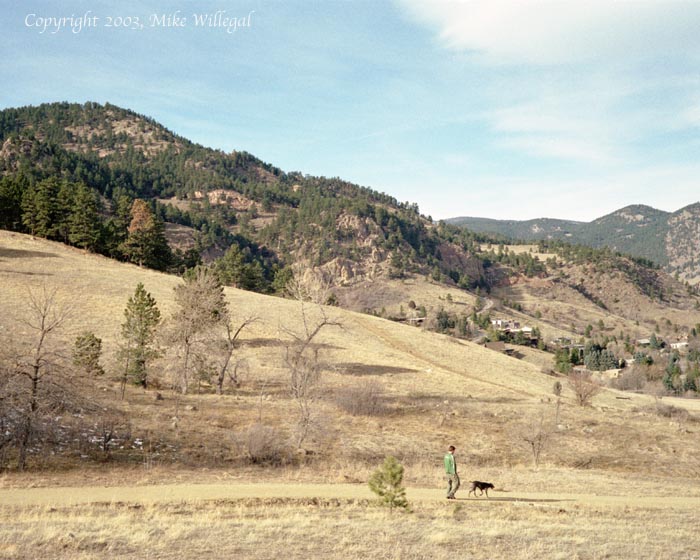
[681,102,700,128]
[397,0,700,65]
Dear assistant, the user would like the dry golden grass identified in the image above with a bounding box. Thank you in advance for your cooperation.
[1,492,699,560]
[336,273,479,319]
[480,243,561,263]
[4,231,700,558]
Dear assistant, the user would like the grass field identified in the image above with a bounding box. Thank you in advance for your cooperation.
[2,230,700,558]
[1,480,699,560]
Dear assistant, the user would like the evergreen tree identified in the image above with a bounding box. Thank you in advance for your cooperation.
[72,331,104,376]
[68,183,102,251]
[103,193,133,258]
[368,456,409,512]
[240,260,267,292]
[121,199,172,270]
[214,244,247,286]
[21,178,60,237]
[649,332,660,349]
[663,354,682,393]
[555,348,573,373]
[120,283,161,389]
[55,180,75,242]
[435,307,454,333]
[0,174,27,230]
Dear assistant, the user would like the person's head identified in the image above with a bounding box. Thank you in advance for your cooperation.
[448,445,455,453]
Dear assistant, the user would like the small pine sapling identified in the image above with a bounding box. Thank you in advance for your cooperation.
[368,456,409,512]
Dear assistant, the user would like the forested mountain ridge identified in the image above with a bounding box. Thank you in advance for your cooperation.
[448,203,700,284]
[0,101,489,292]
[3,102,700,394]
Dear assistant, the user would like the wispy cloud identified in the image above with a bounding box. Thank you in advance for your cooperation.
[396,0,700,65]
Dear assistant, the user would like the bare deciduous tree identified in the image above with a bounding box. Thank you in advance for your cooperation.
[521,412,552,468]
[171,267,228,394]
[6,287,70,470]
[285,264,333,305]
[96,411,130,457]
[282,300,340,449]
[568,371,602,407]
[215,317,257,394]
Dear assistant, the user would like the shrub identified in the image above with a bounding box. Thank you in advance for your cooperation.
[568,371,601,407]
[335,380,387,416]
[245,423,288,464]
[612,368,646,391]
[368,456,409,512]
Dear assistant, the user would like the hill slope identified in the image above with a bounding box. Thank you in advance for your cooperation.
[0,101,487,292]
[2,230,700,480]
[449,204,700,283]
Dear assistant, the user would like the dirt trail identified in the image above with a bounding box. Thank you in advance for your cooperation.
[0,482,697,510]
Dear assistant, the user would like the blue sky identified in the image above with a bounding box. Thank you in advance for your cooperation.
[2,0,700,221]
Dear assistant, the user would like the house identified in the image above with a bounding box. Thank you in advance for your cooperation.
[491,319,520,330]
[671,341,689,351]
[484,340,516,356]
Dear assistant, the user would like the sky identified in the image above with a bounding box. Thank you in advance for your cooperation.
[2,0,700,221]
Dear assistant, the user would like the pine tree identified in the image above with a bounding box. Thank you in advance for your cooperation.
[368,456,409,512]
[121,199,172,270]
[72,331,104,376]
[103,193,133,258]
[55,181,75,242]
[214,244,247,286]
[21,178,59,237]
[120,283,161,390]
[68,183,102,251]
[0,175,27,230]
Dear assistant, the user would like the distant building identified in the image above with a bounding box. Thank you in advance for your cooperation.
[490,317,538,345]
[491,319,520,330]
[484,340,515,356]
[485,341,506,353]
[553,337,573,347]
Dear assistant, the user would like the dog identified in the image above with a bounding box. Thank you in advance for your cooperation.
[468,480,495,498]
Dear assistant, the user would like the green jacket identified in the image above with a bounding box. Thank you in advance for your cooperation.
[444,452,456,475]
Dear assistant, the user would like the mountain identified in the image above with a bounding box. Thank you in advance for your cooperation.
[450,216,585,241]
[448,203,700,284]
[0,101,488,292]
[0,101,696,332]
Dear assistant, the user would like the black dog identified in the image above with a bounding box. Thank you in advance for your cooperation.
[468,481,495,498]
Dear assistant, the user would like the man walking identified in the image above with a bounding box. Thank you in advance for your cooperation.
[444,445,460,499]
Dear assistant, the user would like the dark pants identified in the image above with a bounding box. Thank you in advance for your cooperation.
[446,473,460,498]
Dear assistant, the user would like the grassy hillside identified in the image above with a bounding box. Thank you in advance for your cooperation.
[2,230,700,484]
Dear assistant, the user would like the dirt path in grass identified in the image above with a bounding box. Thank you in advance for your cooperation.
[1,482,698,510]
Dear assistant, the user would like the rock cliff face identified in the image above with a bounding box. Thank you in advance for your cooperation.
[667,203,700,284]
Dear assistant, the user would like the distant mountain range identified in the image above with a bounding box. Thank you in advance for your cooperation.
[447,203,700,284]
